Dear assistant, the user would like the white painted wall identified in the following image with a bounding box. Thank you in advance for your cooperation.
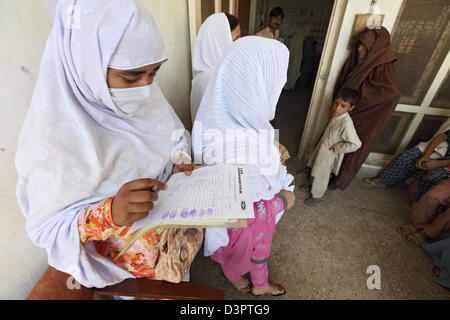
[0,0,192,299]
[0,0,52,300]
[298,0,404,163]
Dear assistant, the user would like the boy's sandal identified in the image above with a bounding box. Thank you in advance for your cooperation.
[299,185,311,193]
[362,178,385,188]
[295,172,310,179]
[396,224,419,237]
[251,283,286,297]
[305,197,321,207]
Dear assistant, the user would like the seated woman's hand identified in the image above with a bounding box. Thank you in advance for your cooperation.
[280,189,295,210]
[172,154,195,176]
[111,179,168,226]
[415,156,429,170]
[421,159,445,171]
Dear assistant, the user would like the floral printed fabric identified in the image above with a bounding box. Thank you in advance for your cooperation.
[78,197,164,278]
[275,141,291,165]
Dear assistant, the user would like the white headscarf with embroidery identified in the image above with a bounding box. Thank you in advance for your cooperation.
[15,0,188,287]
[190,13,234,123]
[192,36,294,256]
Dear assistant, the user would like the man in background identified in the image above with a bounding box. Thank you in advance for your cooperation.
[256,7,284,42]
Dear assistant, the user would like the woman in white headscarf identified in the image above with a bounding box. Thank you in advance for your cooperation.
[190,12,241,123]
[192,36,295,296]
[15,0,193,288]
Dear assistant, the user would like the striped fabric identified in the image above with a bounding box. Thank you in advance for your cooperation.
[411,178,450,238]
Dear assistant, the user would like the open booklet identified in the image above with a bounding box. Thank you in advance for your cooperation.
[117,164,254,258]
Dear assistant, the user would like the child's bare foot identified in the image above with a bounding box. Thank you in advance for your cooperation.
[251,282,286,297]
[229,277,251,294]
[362,177,385,187]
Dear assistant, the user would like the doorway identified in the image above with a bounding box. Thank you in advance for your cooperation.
[248,1,335,159]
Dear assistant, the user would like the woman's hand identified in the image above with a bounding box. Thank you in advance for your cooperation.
[421,159,445,171]
[415,156,429,170]
[111,179,167,226]
[280,190,295,210]
[172,154,195,176]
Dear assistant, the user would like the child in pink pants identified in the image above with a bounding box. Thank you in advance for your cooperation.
[211,193,288,296]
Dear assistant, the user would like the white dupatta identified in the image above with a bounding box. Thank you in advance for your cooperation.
[190,13,233,123]
[192,37,294,256]
[15,0,188,288]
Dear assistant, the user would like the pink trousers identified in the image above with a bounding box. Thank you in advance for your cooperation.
[211,196,285,289]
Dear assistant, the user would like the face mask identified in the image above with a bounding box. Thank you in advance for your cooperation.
[109,84,152,115]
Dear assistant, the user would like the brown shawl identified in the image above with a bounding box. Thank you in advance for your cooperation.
[334,27,401,189]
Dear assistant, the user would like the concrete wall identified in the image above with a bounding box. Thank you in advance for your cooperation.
[0,0,192,299]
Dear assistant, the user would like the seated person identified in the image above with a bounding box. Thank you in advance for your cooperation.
[398,178,450,246]
[303,88,362,206]
[363,119,450,201]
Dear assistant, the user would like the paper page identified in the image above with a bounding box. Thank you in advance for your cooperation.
[128,164,253,234]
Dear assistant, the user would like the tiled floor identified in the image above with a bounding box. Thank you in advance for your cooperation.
[190,86,450,300]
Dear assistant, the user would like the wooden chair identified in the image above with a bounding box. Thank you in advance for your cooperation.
[26,266,224,300]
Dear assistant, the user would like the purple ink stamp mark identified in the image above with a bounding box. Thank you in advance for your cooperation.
[161,212,169,220]
[206,208,213,216]
[169,210,177,219]
[199,209,206,217]
[180,208,189,218]
[189,209,197,218]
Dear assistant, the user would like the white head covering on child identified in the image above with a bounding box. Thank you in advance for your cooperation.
[192,36,294,256]
[15,0,187,287]
[190,13,234,123]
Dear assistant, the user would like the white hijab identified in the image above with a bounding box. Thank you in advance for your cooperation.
[192,36,294,256]
[15,0,187,288]
[190,13,233,123]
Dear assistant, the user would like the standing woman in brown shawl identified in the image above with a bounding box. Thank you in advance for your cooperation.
[333,26,401,189]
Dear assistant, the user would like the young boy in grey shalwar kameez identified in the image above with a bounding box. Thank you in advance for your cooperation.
[305,88,362,206]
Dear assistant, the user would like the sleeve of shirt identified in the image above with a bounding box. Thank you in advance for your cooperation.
[78,197,129,245]
[332,121,362,154]
[273,193,287,215]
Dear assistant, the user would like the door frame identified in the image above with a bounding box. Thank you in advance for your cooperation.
[296,0,348,166]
